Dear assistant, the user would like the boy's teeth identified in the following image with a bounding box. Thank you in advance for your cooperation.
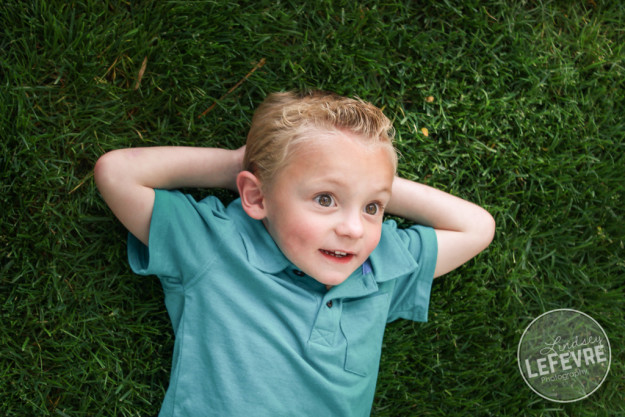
[322,250,348,257]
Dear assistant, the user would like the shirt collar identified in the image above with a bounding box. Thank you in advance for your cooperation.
[370,220,419,283]
[227,199,419,295]
[227,198,293,274]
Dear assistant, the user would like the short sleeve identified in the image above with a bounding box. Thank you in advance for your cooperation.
[127,189,230,287]
[386,224,438,323]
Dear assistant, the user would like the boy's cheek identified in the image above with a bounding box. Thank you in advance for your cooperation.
[365,227,383,253]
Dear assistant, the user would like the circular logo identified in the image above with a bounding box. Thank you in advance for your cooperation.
[517,309,611,402]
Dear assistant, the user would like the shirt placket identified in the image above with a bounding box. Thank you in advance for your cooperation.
[309,295,342,347]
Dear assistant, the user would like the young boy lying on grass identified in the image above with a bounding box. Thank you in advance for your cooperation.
[94,90,495,416]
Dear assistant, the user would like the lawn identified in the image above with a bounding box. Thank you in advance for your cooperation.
[2,0,624,416]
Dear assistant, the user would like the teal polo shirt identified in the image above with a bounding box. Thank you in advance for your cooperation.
[128,189,437,417]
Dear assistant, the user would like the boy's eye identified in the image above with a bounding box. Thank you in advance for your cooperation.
[315,194,334,207]
[365,203,379,215]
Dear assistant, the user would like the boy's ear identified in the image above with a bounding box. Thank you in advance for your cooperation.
[237,171,266,220]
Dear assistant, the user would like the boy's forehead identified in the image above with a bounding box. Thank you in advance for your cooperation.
[289,129,392,160]
[277,133,395,183]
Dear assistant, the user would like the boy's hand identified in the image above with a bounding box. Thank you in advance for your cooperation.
[386,177,495,278]
[94,146,245,246]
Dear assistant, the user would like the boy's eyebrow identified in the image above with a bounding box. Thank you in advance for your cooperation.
[313,177,392,195]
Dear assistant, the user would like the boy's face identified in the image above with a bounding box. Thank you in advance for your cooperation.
[261,131,395,287]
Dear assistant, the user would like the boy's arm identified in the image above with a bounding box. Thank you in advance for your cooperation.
[94,146,245,246]
[385,177,495,278]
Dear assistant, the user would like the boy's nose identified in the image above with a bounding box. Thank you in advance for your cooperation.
[336,210,364,239]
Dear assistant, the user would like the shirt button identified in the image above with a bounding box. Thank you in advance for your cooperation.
[293,270,305,277]
[326,300,333,308]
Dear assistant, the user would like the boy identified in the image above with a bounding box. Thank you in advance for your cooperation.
[95,90,495,416]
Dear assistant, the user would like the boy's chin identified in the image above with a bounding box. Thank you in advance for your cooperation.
[311,273,351,288]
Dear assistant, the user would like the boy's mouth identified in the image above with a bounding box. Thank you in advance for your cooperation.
[319,249,353,262]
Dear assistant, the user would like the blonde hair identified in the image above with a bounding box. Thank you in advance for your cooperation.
[244,90,397,188]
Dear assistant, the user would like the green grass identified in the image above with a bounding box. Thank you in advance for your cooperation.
[2,0,624,415]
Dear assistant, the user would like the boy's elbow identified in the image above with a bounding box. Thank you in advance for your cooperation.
[94,152,112,192]
[478,210,496,250]
[94,150,124,194]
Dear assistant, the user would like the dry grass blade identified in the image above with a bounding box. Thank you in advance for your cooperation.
[198,58,266,118]
[134,56,148,90]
